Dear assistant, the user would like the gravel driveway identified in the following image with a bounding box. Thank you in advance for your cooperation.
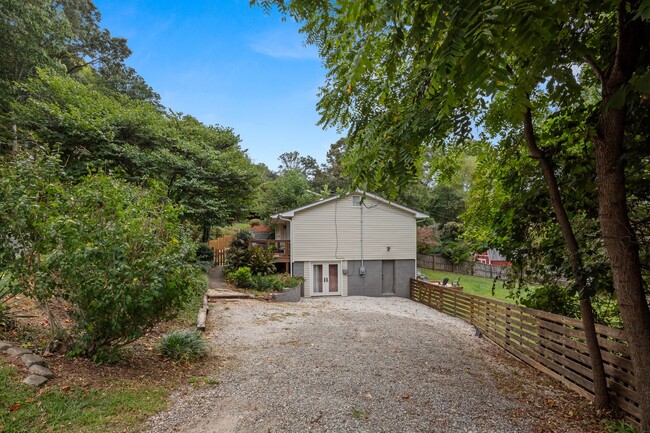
[147,297,592,433]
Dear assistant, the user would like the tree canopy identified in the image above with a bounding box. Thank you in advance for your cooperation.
[256,0,650,427]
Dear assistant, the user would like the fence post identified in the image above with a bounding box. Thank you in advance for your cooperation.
[505,304,511,348]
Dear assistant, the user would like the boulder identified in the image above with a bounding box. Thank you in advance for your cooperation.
[29,364,55,379]
[0,341,12,351]
[21,353,46,368]
[23,375,48,387]
[7,347,31,357]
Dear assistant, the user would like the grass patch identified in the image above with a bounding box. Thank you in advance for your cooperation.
[0,360,166,433]
[418,268,513,302]
[188,376,220,387]
[217,222,251,236]
[351,408,369,420]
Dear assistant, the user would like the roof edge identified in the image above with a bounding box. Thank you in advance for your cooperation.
[271,191,428,220]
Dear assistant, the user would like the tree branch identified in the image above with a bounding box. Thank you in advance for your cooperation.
[583,54,605,84]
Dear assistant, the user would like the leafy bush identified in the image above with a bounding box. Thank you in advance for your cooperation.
[417,225,440,254]
[1,151,203,360]
[225,230,253,272]
[249,273,303,292]
[248,245,276,275]
[249,218,262,227]
[519,285,581,318]
[0,151,66,302]
[159,330,208,362]
[196,244,214,262]
[0,273,30,330]
[251,275,284,292]
[228,266,253,288]
[46,174,202,359]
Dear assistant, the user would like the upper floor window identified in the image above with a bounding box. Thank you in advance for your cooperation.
[352,195,361,207]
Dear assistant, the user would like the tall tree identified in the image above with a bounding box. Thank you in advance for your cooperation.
[257,0,650,425]
[12,69,258,236]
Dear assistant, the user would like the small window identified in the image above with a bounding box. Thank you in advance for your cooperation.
[352,195,361,207]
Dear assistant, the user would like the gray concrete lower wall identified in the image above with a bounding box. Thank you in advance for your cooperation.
[292,259,414,298]
[292,262,305,296]
[347,259,414,298]
[271,285,301,302]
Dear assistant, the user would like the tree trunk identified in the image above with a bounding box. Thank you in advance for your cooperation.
[595,107,650,429]
[523,106,611,410]
[11,123,18,154]
[201,225,211,243]
[591,2,650,428]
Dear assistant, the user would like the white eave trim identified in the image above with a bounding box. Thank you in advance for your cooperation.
[271,191,428,220]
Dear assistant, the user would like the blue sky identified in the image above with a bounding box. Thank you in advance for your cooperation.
[93,0,341,169]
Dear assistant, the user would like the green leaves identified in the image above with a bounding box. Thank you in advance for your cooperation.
[11,69,258,228]
[0,150,203,358]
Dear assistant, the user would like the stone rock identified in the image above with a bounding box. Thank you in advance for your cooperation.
[21,353,46,368]
[0,341,12,351]
[7,347,31,357]
[23,375,48,387]
[29,364,55,379]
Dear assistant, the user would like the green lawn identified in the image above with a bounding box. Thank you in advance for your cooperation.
[418,268,514,303]
[0,360,167,433]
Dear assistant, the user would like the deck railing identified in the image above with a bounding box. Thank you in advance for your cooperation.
[249,239,291,262]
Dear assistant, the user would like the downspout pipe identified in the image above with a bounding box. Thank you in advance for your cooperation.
[360,203,365,277]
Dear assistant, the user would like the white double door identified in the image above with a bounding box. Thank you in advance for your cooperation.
[312,263,340,295]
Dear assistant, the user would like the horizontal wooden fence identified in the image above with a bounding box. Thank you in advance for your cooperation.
[208,235,233,265]
[410,279,640,426]
[417,254,511,279]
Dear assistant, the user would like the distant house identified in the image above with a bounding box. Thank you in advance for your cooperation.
[475,249,512,267]
[249,224,273,240]
[270,192,427,298]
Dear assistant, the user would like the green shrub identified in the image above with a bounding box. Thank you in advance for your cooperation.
[0,151,202,360]
[228,266,253,288]
[249,218,262,227]
[196,244,214,262]
[248,245,276,275]
[250,275,281,292]
[519,285,581,318]
[225,230,253,272]
[249,273,303,292]
[47,174,202,360]
[0,151,66,303]
[159,330,208,362]
[0,272,30,330]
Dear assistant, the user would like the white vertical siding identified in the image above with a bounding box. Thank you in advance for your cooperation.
[303,261,311,298]
[291,195,417,262]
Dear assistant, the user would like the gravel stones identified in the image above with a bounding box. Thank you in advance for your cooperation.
[21,353,46,368]
[29,364,55,378]
[0,341,12,351]
[23,374,49,387]
[147,297,538,433]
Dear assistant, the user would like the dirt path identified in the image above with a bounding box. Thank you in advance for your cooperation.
[147,285,599,433]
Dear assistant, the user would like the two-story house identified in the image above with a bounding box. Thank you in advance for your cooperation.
[270,192,427,298]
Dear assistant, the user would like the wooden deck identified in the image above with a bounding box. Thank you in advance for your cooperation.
[249,239,291,263]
